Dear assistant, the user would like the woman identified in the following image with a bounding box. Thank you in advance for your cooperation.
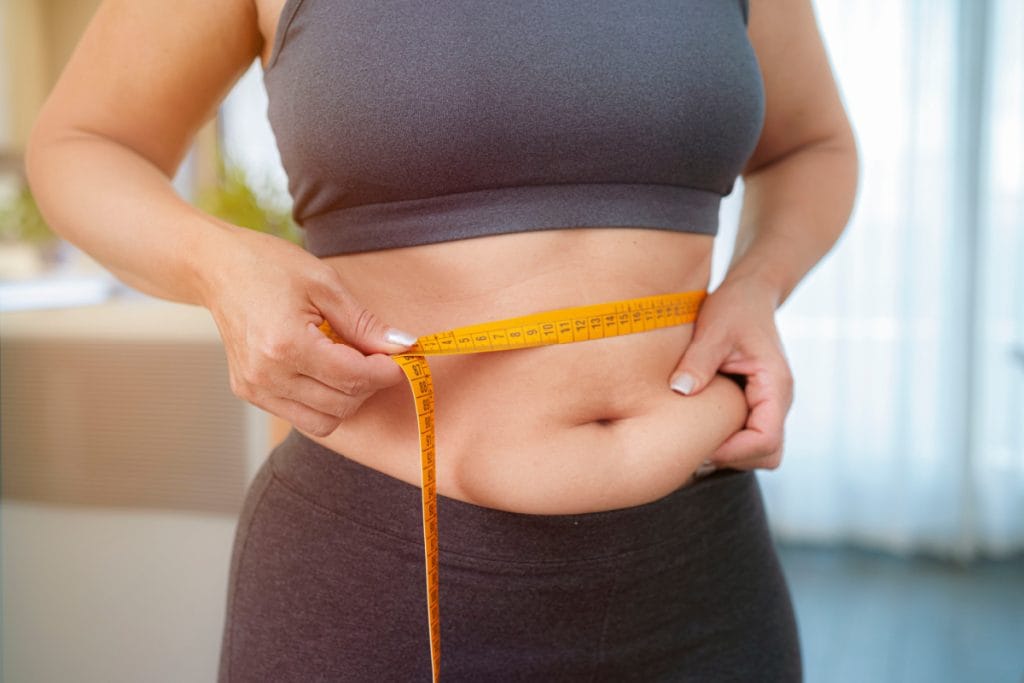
[27,0,857,680]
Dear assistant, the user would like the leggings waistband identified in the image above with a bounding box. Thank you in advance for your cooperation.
[269,429,763,566]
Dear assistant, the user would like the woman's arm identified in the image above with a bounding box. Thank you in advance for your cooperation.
[671,0,858,470]
[26,0,261,305]
[26,0,414,437]
[730,0,859,306]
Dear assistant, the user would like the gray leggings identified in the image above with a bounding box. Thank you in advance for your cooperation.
[218,429,801,682]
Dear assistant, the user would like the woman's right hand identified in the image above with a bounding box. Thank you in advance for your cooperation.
[25,0,414,438]
[198,224,417,437]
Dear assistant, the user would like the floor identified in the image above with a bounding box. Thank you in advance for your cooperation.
[777,545,1024,683]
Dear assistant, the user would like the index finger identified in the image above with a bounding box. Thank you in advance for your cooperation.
[710,385,786,465]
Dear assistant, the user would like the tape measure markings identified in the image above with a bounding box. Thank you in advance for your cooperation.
[319,289,707,682]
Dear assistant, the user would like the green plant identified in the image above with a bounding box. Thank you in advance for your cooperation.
[0,185,57,245]
[196,161,303,246]
[0,160,300,248]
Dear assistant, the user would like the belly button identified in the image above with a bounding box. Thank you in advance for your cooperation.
[570,415,627,429]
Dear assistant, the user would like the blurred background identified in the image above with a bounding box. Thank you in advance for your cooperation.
[1,0,1021,681]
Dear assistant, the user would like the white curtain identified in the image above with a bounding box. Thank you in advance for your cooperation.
[714,0,1024,558]
[223,0,1024,558]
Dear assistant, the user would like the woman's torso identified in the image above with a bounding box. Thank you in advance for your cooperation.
[253,0,756,514]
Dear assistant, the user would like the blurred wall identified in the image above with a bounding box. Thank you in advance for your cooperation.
[1,0,102,151]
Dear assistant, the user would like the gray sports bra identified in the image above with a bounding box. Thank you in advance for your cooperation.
[263,0,764,256]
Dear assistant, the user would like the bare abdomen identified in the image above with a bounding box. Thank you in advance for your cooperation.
[301,228,750,514]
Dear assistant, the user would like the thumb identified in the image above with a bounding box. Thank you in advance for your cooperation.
[317,288,417,355]
[670,336,730,397]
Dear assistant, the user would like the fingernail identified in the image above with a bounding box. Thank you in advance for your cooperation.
[670,373,696,395]
[694,460,717,478]
[385,328,418,347]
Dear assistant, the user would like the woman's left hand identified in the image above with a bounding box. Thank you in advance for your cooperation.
[669,274,794,471]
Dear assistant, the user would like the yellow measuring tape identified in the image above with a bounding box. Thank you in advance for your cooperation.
[318,289,707,682]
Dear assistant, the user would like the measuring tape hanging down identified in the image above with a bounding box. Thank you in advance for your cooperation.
[318,289,707,682]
